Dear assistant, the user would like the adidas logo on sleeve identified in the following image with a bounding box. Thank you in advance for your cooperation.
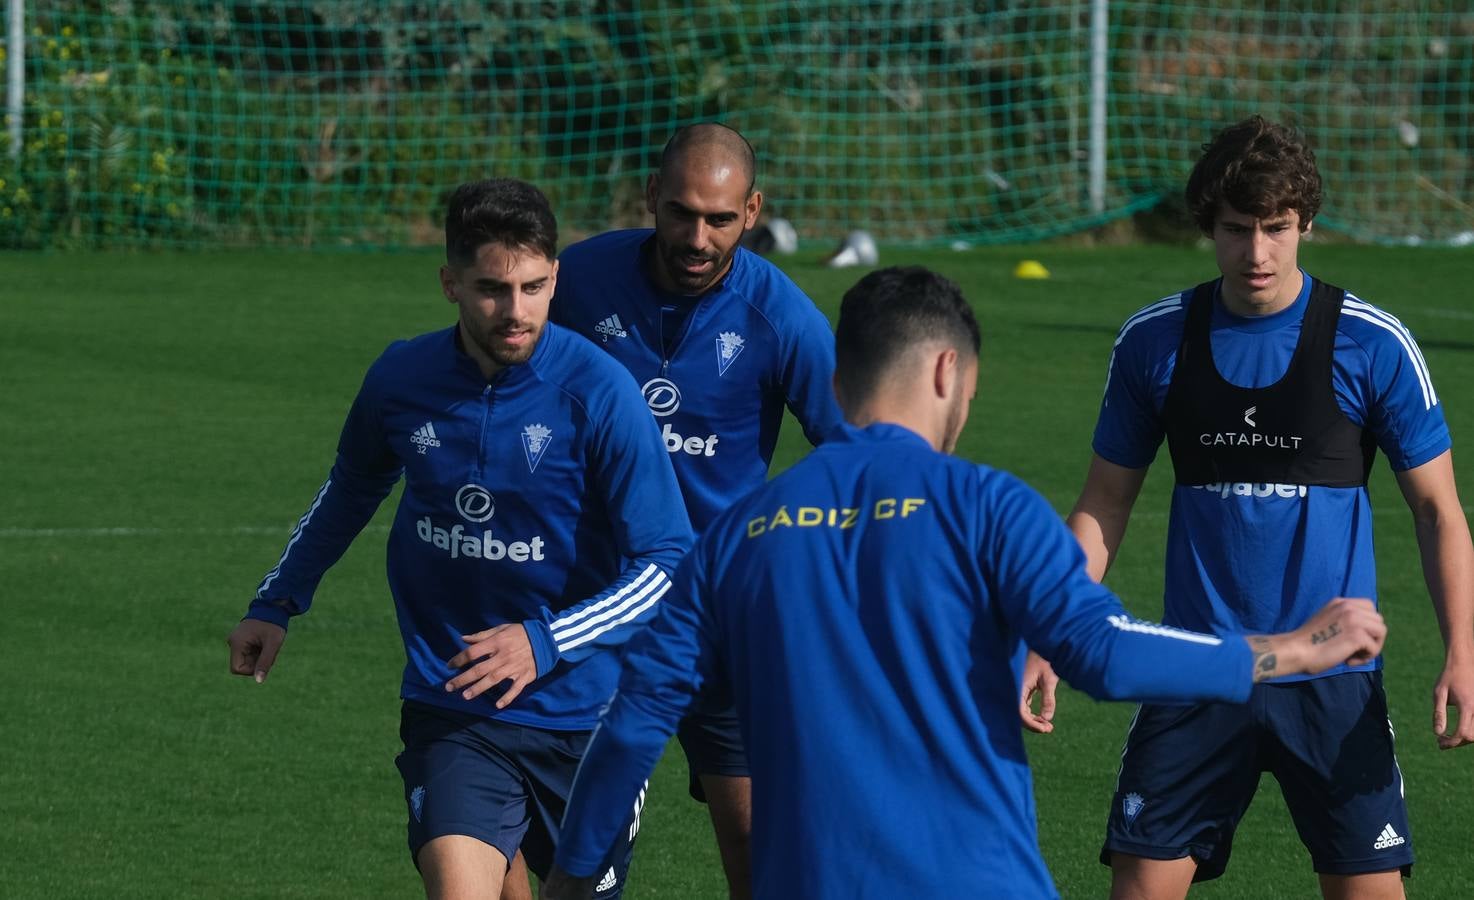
[410,422,441,454]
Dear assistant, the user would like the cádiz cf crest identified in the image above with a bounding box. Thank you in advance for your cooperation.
[1122,792,1145,828]
[521,423,553,473]
[716,331,746,376]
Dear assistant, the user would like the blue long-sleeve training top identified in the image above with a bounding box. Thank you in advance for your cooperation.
[553,229,843,532]
[246,323,693,729]
[556,423,1254,897]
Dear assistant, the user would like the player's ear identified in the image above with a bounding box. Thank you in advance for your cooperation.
[744,190,763,230]
[438,264,457,303]
[933,347,958,399]
[645,175,660,215]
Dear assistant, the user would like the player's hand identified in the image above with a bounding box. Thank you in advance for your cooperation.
[227,619,286,683]
[540,866,596,900]
[1019,650,1059,734]
[1432,657,1474,750]
[445,623,539,708]
[1290,597,1386,675]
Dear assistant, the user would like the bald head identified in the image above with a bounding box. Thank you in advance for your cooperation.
[658,123,757,195]
[645,123,764,295]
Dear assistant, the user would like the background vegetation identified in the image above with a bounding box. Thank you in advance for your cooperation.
[3,1,1471,248]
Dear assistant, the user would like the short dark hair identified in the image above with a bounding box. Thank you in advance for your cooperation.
[1185,116,1322,233]
[835,266,980,404]
[444,178,558,267]
[659,123,757,195]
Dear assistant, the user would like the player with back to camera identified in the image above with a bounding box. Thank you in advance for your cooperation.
[1032,116,1474,899]
[533,121,843,900]
[226,178,692,900]
[535,265,1389,900]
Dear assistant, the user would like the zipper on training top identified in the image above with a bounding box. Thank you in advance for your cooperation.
[475,373,505,480]
[659,292,712,376]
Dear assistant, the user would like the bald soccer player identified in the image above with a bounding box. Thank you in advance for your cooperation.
[540,123,843,898]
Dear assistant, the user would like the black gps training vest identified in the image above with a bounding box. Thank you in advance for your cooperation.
[1162,279,1378,487]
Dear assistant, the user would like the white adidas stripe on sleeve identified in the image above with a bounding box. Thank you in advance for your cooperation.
[550,564,662,633]
[1102,295,1185,395]
[1106,614,1223,646]
[555,579,672,653]
[552,574,669,646]
[257,478,333,596]
[1114,294,1185,348]
[1343,296,1437,410]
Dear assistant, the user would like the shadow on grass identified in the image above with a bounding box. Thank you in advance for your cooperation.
[1418,339,1474,354]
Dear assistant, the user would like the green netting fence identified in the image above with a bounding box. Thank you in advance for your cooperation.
[3,1,1472,250]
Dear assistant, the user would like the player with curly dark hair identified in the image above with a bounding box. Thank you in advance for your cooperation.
[1185,115,1323,235]
[1031,116,1474,899]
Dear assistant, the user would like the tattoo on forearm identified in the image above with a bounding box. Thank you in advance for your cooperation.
[1250,636,1279,682]
[1309,622,1341,645]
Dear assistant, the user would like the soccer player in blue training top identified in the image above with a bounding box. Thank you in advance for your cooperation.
[225,178,693,900]
[546,122,843,898]
[1060,116,1474,899]
[536,265,1389,900]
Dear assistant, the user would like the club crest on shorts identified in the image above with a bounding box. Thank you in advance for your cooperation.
[410,785,425,822]
[1122,792,1145,827]
[716,331,745,376]
[522,423,553,473]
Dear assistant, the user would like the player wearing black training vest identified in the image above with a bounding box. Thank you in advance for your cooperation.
[1049,117,1474,900]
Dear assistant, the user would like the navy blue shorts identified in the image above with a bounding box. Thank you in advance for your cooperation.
[395,701,642,895]
[1102,671,1413,881]
[676,702,749,802]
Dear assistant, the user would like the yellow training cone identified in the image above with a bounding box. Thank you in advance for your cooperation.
[1014,259,1050,279]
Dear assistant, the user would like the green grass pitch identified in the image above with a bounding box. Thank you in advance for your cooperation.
[2,243,1472,898]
